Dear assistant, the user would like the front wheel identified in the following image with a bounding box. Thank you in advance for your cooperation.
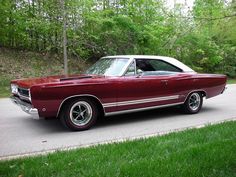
[59,98,98,131]
[182,92,203,114]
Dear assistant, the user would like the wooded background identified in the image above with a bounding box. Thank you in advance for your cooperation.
[0,0,235,76]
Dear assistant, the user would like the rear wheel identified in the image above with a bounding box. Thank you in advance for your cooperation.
[59,98,98,131]
[182,92,203,114]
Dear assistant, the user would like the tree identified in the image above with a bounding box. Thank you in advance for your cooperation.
[60,0,68,75]
[0,0,235,76]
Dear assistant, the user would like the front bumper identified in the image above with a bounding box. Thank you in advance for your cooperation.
[10,96,40,120]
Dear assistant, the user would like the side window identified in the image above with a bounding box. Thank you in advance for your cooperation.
[136,59,155,71]
[135,59,182,76]
[149,60,182,72]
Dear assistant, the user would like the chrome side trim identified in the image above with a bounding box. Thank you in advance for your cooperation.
[105,102,184,116]
[10,96,40,120]
[103,95,180,108]
[56,94,105,117]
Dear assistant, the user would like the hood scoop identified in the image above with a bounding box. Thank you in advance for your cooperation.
[60,76,92,81]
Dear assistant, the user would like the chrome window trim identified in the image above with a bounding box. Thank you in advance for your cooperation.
[122,58,183,77]
[122,58,137,76]
[135,58,182,76]
[146,59,183,73]
[98,56,194,77]
[103,55,195,73]
[99,56,133,77]
[119,57,134,76]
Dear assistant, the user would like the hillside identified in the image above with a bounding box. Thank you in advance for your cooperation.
[0,47,91,97]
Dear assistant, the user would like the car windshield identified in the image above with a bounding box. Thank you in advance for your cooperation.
[85,58,129,76]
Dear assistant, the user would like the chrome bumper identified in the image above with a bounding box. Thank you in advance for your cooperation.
[10,96,40,120]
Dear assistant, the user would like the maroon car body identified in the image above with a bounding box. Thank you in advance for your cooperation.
[10,55,227,130]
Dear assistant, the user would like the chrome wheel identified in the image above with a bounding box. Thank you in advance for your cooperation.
[188,93,201,111]
[182,92,203,114]
[69,101,92,126]
[60,98,98,131]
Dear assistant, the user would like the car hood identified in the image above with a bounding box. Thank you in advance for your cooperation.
[11,74,104,88]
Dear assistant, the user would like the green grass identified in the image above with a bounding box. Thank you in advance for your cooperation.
[227,78,236,84]
[0,76,10,98]
[0,121,236,177]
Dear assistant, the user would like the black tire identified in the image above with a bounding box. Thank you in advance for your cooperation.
[59,98,98,131]
[182,92,203,114]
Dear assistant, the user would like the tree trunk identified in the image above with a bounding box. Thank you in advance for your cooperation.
[60,0,68,75]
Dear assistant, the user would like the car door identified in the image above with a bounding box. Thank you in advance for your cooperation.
[115,58,184,112]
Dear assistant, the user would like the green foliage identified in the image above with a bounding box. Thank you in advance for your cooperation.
[0,0,235,76]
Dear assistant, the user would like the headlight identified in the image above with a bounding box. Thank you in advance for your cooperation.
[11,84,18,94]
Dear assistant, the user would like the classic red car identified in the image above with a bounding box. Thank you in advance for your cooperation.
[11,55,227,130]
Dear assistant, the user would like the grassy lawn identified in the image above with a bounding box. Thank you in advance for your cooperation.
[0,121,235,177]
[227,78,236,84]
[0,76,10,98]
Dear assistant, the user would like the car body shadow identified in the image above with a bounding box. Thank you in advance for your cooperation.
[21,105,218,133]
[96,106,182,128]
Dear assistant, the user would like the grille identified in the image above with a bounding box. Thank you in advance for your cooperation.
[18,87,29,98]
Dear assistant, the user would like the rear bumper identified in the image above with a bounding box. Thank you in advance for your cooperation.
[10,96,40,120]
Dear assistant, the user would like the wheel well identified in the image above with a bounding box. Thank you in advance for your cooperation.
[198,91,206,97]
[57,96,105,118]
[187,90,206,98]
[184,90,206,103]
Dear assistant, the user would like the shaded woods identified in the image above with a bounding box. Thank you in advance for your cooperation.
[0,0,236,76]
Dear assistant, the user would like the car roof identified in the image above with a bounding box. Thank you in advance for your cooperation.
[102,55,194,72]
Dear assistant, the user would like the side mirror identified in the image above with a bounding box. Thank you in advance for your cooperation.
[136,69,143,77]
